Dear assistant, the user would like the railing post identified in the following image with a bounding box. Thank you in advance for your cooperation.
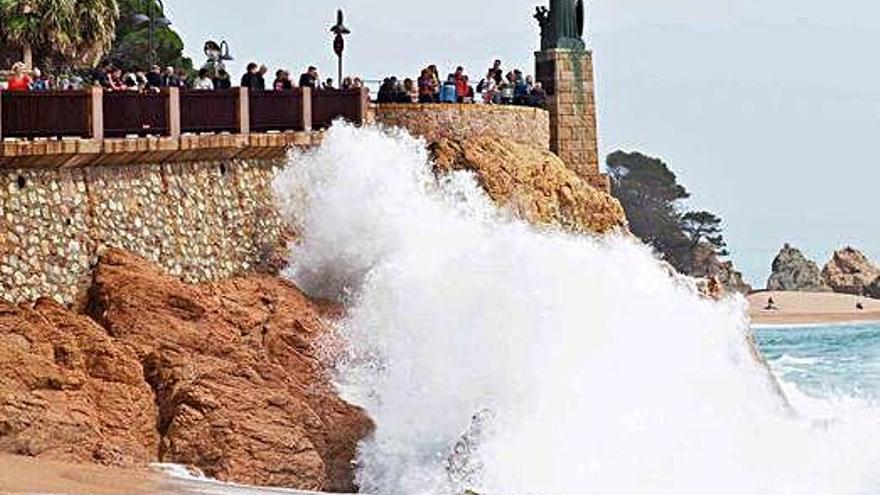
[356,87,369,125]
[238,87,250,135]
[90,86,104,140]
[301,87,312,131]
[167,87,181,139]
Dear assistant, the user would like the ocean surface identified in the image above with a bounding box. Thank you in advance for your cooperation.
[756,322,880,402]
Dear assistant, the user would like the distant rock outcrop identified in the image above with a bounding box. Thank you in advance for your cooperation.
[0,249,372,492]
[767,244,831,292]
[690,243,753,294]
[821,247,880,296]
[431,136,627,235]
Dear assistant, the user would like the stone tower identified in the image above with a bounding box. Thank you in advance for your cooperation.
[534,1,608,192]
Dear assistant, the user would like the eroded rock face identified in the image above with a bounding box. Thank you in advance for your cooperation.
[0,249,372,492]
[821,247,879,296]
[0,299,159,467]
[87,249,373,492]
[431,137,627,235]
[767,244,830,292]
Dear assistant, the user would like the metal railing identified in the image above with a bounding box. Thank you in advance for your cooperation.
[0,87,369,141]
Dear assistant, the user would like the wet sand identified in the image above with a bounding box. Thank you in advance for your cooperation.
[749,291,880,325]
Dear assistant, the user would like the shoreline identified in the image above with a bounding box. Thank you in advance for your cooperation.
[0,455,341,495]
[747,291,880,326]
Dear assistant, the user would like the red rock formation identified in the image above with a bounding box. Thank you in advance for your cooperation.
[0,249,372,493]
[0,299,159,466]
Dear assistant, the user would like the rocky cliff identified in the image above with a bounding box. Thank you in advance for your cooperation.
[431,136,627,235]
[767,244,831,292]
[821,247,879,297]
[0,249,372,492]
[690,243,753,294]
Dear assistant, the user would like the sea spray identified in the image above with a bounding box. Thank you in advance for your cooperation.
[274,123,880,495]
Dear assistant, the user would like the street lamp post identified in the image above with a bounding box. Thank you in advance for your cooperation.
[330,9,350,86]
[133,0,172,66]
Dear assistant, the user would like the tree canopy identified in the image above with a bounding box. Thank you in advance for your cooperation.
[607,150,730,274]
[104,0,193,72]
[0,0,119,69]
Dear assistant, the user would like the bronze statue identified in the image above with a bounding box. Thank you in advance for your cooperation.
[535,0,586,50]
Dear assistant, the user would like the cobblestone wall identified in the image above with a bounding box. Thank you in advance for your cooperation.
[0,159,286,305]
[373,104,550,150]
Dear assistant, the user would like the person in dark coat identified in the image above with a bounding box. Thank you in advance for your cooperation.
[240,62,259,89]
[254,65,268,91]
[299,66,319,88]
[145,65,162,90]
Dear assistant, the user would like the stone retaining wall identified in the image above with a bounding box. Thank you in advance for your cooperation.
[0,159,287,305]
[373,104,550,150]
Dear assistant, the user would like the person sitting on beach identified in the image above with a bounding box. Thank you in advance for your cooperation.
[857,302,865,311]
[765,297,779,311]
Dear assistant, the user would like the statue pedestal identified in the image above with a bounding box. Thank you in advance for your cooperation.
[535,48,608,192]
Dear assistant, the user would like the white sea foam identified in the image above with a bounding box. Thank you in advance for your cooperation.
[274,123,880,495]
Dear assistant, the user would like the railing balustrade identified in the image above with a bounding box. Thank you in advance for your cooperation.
[103,90,170,138]
[311,88,367,129]
[250,88,310,133]
[0,90,92,139]
[181,88,241,134]
[0,87,367,141]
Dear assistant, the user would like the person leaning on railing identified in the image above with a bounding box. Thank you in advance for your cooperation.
[192,68,215,90]
[6,62,33,92]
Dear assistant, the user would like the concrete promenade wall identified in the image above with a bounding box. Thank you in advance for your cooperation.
[373,103,550,150]
[0,158,289,305]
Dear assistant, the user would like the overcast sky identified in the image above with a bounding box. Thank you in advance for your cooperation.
[165,0,879,286]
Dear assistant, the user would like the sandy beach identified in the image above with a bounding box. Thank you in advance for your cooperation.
[0,455,160,495]
[749,291,880,325]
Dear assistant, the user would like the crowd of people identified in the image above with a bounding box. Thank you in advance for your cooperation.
[237,63,365,92]
[3,57,546,109]
[376,59,547,108]
[0,60,355,94]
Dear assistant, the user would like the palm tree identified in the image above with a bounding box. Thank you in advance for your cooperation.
[0,0,118,69]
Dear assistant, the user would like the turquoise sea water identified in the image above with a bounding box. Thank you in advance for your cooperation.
[755,322,880,402]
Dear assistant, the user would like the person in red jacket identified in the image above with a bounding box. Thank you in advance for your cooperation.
[7,62,32,91]
[454,66,469,103]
